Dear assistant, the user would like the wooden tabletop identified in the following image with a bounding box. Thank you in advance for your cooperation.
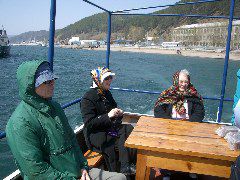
[125,116,239,161]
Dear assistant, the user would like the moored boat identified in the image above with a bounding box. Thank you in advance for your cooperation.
[0,27,10,58]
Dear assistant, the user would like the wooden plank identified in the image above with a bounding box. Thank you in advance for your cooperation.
[136,150,148,180]
[125,134,239,161]
[130,131,228,146]
[136,117,222,138]
[122,113,140,123]
[134,125,221,139]
[138,116,221,130]
[136,124,220,137]
[144,151,231,178]
[136,121,220,135]
[84,150,103,167]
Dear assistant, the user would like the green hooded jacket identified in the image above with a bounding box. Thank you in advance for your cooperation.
[6,60,88,179]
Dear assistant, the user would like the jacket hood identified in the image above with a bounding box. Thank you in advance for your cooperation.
[17,60,51,110]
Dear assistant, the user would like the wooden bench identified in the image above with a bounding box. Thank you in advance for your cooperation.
[3,150,103,180]
[84,150,103,167]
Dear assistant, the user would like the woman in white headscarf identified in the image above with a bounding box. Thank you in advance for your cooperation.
[80,67,136,175]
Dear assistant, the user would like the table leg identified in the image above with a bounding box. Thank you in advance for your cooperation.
[136,152,147,180]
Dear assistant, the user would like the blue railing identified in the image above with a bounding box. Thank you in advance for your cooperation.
[0,87,234,139]
[112,0,223,13]
[61,98,82,109]
[48,0,56,71]
[217,0,235,122]
[110,87,234,102]
[0,132,6,139]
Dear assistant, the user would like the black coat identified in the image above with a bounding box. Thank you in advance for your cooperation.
[81,88,117,132]
[154,97,205,122]
[80,88,134,171]
[80,88,122,149]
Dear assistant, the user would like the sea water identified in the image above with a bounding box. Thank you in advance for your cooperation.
[0,46,239,178]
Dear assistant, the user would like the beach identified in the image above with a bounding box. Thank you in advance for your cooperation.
[61,45,239,61]
[96,46,240,61]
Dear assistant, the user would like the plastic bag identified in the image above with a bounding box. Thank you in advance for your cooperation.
[215,125,239,137]
[225,131,237,140]
[225,131,240,150]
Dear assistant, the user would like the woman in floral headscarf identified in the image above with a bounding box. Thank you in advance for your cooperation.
[153,69,205,179]
[154,69,205,122]
[80,67,136,175]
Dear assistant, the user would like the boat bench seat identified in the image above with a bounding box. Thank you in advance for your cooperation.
[4,151,103,180]
[84,150,103,167]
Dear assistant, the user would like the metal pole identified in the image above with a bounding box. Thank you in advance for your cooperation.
[48,0,56,71]
[112,13,237,20]
[83,0,110,13]
[112,0,221,13]
[106,12,112,68]
[217,0,235,122]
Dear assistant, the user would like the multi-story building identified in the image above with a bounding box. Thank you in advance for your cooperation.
[171,20,240,50]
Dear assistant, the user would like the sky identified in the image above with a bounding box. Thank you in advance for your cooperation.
[0,0,179,35]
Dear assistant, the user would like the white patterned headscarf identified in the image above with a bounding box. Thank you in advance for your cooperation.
[90,67,115,94]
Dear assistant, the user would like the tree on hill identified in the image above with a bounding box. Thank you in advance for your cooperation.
[56,0,239,42]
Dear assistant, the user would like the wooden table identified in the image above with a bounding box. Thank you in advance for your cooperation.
[125,116,239,179]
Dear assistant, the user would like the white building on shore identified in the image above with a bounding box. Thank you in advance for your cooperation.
[68,37,100,48]
[171,20,240,50]
[68,37,81,45]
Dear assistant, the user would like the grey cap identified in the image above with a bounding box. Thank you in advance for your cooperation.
[35,62,58,87]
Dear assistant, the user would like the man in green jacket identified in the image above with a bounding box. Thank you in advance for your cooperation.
[6,60,126,180]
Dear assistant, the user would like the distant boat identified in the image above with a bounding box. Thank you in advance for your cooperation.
[0,27,10,58]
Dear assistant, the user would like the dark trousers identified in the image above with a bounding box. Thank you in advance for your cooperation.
[89,124,135,172]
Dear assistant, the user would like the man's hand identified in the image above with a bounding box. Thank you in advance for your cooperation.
[80,169,90,180]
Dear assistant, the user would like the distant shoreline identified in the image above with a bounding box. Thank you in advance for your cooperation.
[60,45,240,61]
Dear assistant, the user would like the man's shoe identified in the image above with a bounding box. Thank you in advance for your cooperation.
[120,164,136,175]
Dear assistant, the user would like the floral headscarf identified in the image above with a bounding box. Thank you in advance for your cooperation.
[155,70,202,115]
[91,67,114,95]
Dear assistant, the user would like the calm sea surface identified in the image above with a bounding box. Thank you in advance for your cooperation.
[0,46,239,178]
